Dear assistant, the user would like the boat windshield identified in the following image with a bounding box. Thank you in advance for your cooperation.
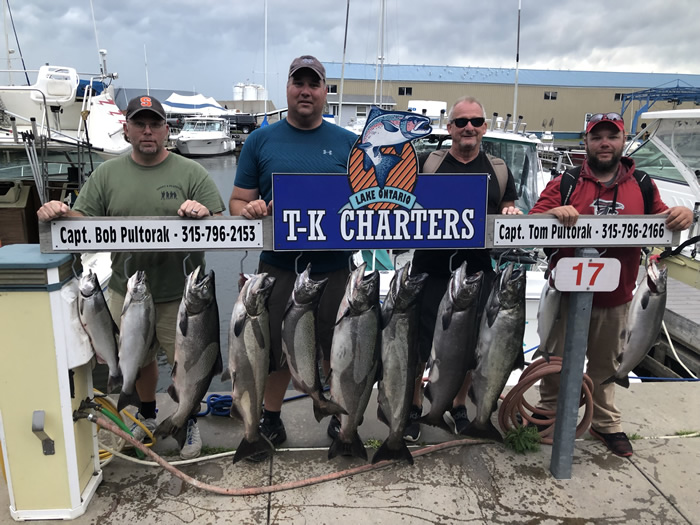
[482,138,539,214]
[411,134,539,213]
[629,118,700,185]
[182,120,223,132]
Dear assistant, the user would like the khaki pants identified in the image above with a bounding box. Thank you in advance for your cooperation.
[108,290,180,366]
[538,294,629,433]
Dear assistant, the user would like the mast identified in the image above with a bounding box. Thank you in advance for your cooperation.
[144,44,150,95]
[512,0,521,132]
[264,0,268,118]
[338,0,349,126]
[3,1,12,84]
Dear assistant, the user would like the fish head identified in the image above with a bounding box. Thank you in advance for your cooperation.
[448,262,481,309]
[184,266,216,314]
[242,272,276,315]
[392,264,429,311]
[348,264,380,312]
[497,263,527,309]
[400,115,432,140]
[361,107,432,147]
[126,270,150,301]
[78,270,100,298]
[292,264,328,305]
[646,259,668,295]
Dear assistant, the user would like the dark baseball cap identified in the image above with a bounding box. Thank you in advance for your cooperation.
[288,55,325,82]
[125,95,166,120]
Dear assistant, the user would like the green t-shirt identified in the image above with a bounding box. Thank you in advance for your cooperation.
[73,153,225,302]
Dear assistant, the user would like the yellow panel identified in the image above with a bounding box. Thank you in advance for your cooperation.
[0,290,72,510]
[72,364,98,490]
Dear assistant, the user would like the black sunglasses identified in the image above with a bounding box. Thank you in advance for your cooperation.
[589,112,623,124]
[451,117,486,128]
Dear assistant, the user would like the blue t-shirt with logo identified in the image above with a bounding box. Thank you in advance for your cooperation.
[235,119,358,272]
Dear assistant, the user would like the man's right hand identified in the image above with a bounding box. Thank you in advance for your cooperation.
[37,201,72,222]
[546,205,579,227]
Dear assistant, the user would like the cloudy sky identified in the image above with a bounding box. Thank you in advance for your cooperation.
[3,0,700,108]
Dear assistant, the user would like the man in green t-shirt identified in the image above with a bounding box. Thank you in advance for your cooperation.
[38,95,225,460]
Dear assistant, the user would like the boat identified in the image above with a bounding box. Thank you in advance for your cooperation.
[411,112,546,214]
[0,65,130,158]
[174,117,236,157]
[624,109,700,284]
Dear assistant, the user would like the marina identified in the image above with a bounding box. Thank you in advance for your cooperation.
[2,2,700,522]
[2,123,700,524]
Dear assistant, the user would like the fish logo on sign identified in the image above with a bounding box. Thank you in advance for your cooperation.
[344,106,431,211]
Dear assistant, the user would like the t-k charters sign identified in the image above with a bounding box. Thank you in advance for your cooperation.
[273,106,488,251]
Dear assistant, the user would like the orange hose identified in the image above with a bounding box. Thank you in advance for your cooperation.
[91,413,487,496]
[498,357,594,445]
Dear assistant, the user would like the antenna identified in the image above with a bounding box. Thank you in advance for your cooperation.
[144,45,150,95]
[512,0,521,131]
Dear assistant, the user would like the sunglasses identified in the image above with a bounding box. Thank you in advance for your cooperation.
[588,112,623,124]
[450,117,486,128]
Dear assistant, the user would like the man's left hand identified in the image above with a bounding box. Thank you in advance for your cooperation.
[501,206,523,215]
[178,200,210,218]
[662,206,694,231]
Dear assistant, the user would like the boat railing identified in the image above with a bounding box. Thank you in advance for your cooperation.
[0,86,53,141]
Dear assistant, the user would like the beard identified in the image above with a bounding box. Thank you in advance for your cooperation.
[586,149,622,173]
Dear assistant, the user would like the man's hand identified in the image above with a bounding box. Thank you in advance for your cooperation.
[178,200,210,219]
[37,201,73,222]
[240,199,271,219]
[662,206,694,231]
[501,205,523,215]
[546,205,579,227]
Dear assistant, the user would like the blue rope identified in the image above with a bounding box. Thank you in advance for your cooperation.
[630,376,700,382]
[197,388,323,417]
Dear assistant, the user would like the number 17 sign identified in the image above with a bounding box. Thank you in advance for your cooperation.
[554,257,621,292]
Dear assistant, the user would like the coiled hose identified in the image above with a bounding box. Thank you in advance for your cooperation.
[498,357,594,445]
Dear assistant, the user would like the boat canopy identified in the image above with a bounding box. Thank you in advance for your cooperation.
[162,93,227,115]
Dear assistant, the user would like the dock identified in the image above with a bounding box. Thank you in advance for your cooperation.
[2,382,698,524]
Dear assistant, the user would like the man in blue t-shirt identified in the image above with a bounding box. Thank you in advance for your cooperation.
[229,55,358,460]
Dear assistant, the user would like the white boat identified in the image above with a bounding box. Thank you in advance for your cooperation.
[624,109,700,282]
[412,113,545,214]
[174,117,235,157]
[0,65,130,158]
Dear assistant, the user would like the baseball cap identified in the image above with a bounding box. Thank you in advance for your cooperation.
[125,95,166,120]
[288,55,325,82]
[586,112,625,134]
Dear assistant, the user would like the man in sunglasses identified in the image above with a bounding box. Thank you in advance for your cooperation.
[405,95,523,441]
[37,95,226,460]
[530,112,693,457]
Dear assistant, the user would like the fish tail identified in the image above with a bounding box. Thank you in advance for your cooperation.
[602,375,630,388]
[312,397,348,423]
[461,420,504,442]
[154,418,175,439]
[374,155,401,189]
[328,433,367,461]
[232,436,275,464]
[419,413,453,434]
[107,373,123,394]
[372,440,414,465]
[117,389,141,413]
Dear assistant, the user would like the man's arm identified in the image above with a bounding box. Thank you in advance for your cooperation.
[229,186,270,219]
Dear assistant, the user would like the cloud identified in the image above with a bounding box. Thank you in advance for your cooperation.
[2,0,699,107]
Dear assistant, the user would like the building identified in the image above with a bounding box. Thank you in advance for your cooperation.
[323,62,700,137]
